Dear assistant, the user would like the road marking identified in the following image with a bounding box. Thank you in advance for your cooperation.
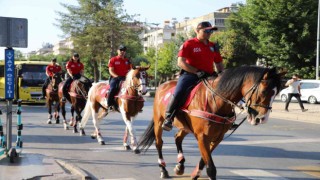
[291,165,320,178]
[90,138,320,151]
[221,138,320,145]
[101,178,136,180]
[231,169,289,180]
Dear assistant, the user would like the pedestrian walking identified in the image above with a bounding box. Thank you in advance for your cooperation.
[284,74,308,112]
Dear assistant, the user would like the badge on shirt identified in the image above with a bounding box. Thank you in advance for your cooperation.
[210,46,215,52]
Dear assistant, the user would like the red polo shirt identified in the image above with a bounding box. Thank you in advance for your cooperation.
[46,64,62,77]
[108,56,131,77]
[66,61,84,75]
[178,37,222,74]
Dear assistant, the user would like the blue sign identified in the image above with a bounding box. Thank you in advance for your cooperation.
[5,49,15,99]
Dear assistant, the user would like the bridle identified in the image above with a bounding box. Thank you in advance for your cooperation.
[202,70,273,112]
[126,70,148,96]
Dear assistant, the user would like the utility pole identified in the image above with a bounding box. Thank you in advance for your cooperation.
[317,0,320,79]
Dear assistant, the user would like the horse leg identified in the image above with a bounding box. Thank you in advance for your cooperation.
[55,102,60,124]
[123,126,131,150]
[47,103,52,124]
[60,101,69,130]
[174,129,188,176]
[195,135,217,180]
[121,114,140,154]
[91,108,105,145]
[191,140,223,179]
[153,119,169,179]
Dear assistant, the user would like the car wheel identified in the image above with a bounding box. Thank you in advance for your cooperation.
[308,96,317,104]
[281,94,287,102]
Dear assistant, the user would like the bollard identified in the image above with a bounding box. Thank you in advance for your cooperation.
[0,109,6,156]
[16,100,23,153]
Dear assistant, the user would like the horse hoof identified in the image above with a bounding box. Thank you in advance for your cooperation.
[73,130,78,133]
[160,170,169,179]
[133,149,140,154]
[90,135,96,139]
[191,176,199,180]
[174,164,185,175]
[99,141,105,145]
[124,145,131,150]
[56,120,60,124]
[47,120,52,124]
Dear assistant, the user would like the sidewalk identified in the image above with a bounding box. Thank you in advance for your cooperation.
[270,99,320,124]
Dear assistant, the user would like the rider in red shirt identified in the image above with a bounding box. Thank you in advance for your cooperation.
[41,58,62,99]
[107,45,132,111]
[162,21,224,131]
[62,53,84,102]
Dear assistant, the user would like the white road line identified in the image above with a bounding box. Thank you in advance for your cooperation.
[89,138,320,151]
[231,169,289,180]
[221,138,320,145]
[101,178,136,180]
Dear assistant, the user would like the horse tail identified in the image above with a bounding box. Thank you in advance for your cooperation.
[136,119,155,152]
[80,84,95,128]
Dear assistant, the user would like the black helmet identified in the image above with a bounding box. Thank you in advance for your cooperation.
[51,58,57,62]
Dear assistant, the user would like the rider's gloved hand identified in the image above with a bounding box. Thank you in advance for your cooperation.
[196,71,207,79]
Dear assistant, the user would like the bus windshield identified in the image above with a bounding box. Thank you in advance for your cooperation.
[20,64,47,86]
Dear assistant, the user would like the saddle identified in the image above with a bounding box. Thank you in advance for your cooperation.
[162,77,236,124]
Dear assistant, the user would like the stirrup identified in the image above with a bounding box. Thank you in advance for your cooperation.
[162,119,173,131]
[61,97,66,102]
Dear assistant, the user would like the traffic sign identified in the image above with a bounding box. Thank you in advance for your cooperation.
[0,17,28,48]
[5,49,15,99]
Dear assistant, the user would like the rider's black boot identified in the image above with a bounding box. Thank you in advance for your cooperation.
[162,96,179,131]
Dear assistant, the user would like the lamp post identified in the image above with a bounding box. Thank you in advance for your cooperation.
[317,0,320,80]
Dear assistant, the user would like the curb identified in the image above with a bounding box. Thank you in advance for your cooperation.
[55,159,92,180]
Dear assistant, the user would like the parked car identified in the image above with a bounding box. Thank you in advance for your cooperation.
[279,79,320,104]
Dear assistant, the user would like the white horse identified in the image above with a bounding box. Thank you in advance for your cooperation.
[80,66,150,153]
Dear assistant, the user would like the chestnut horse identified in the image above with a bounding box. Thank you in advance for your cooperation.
[58,76,92,133]
[137,66,286,179]
[80,66,149,153]
[45,73,63,125]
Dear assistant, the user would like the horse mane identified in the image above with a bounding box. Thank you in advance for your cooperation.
[124,69,136,86]
[217,66,282,97]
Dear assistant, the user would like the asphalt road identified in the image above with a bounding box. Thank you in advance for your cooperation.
[0,99,320,180]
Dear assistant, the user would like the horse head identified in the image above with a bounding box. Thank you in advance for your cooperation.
[217,66,286,126]
[51,73,62,92]
[242,67,286,125]
[127,65,150,96]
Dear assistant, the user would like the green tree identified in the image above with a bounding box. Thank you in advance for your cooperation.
[242,0,318,78]
[56,0,142,81]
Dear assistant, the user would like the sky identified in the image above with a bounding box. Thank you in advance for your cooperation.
[0,0,245,60]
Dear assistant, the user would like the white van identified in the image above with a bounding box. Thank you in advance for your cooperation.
[279,79,320,104]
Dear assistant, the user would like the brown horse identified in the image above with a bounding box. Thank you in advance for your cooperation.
[58,76,92,133]
[80,66,149,153]
[137,66,286,179]
[45,73,63,124]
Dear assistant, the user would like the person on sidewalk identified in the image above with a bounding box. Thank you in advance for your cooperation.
[162,21,229,131]
[107,45,132,112]
[284,74,308,112]
[41,58,62,99]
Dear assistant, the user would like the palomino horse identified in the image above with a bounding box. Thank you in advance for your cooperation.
[80,66,149,153]
[58,76,92,133]
[45,73,63,125]
[137,66,286,179]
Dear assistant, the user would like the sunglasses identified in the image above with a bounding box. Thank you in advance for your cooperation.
[119,49,126,52]
[203,29,214,34]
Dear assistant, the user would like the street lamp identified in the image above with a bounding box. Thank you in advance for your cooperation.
[317,0,320,80]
